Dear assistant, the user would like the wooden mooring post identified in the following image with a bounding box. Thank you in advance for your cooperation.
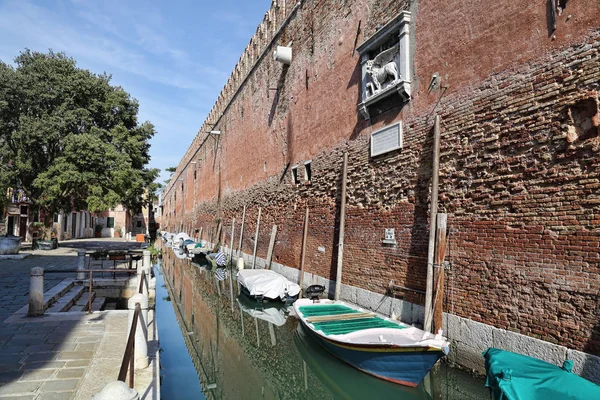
[334,152,348,301]
[251,207,262,269]
[299,207,309,297]
[265,225,277,270]
[424,115,441,332]
[433,213,448,334]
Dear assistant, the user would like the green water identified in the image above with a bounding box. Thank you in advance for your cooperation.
[159,248,489,400]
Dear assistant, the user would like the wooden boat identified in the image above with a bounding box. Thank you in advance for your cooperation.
[237,269,300,302]
[483,347,600,400]
[294,322,433,399]
[293,297,450,387]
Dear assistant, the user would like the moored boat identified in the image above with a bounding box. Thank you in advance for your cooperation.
[483,347,600,400]
[293,297,450,387]
[237,269,300,302]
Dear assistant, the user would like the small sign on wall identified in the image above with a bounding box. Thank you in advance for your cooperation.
[382,228,397,245]
[371,122,403,157]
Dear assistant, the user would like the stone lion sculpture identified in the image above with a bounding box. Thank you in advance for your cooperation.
[365,44,400,97]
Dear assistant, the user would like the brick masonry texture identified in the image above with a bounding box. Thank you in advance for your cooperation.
[162,1,600,356]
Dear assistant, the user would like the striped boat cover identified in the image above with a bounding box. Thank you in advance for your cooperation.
[214,250,226,266]
[215,267,227,281]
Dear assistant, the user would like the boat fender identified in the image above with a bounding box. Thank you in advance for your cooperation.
[500,369,513,381]
[562,359,574,373]
[305,285,325,302]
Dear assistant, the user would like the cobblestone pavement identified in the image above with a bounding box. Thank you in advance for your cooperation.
[0,239,146,400]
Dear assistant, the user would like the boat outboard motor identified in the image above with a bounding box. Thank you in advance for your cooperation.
[305,285,325,303]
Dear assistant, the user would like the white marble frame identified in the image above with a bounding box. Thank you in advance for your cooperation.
[357,12,411,120]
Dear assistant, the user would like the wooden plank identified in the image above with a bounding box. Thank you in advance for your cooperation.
[251,207,262,269]
[424,114,441,333]
[306,312,375,324]
[265,225,278,270]
[237,205,246,259]
[299,207,309,297]
[433,213,448,333]
[334,152,348,301]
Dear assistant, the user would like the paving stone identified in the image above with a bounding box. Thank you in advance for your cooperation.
[18,369,55,381]
[22,353,57,363]
[0,381,40,395]
[0,395,36,400]
[40,378,79,392]
[0,371,22,384]
[55,351,93,361]
[64,360,89,368]
[20,362,65,370]
[56,368,85,379]
[36,392,74,400]
[75,343,96,352]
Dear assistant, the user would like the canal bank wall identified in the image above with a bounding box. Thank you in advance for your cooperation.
[162,0,600,385]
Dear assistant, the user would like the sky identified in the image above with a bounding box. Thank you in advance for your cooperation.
[0,0,272,184]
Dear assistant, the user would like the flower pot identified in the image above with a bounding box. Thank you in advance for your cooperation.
[0,236,22,255]
[95,232,102,238]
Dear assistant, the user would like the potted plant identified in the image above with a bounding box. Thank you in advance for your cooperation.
[32,223,58,250]
[114,224,122,238]
[95,223,103,238]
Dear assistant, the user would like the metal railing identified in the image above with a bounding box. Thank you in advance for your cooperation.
[118,302,141,388]
[138,270,146,294]
[45,269,137,312]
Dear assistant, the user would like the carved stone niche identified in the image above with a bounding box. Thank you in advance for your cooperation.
[357,12,411,120]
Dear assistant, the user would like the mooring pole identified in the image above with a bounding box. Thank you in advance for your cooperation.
[299,207,309,297]
[424,115,441,332]
[334,152,348,301]
[251,207,262,269]
[433,213,448,333]
[237,205,246,260]
[265,225,277,270]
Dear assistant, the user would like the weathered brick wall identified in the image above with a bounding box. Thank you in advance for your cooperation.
[164,0,600,355]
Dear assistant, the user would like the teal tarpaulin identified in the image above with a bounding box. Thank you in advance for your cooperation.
[483,347,600,400]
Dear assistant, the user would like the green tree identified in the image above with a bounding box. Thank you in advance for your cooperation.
[0,50,157,236]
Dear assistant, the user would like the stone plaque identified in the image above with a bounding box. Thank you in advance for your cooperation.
[371,122,402,157]
[382,228,397,245]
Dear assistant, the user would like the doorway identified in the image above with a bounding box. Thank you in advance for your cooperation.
[19,217,27,240]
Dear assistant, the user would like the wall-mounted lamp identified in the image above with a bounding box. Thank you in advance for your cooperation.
[274,46,292,65]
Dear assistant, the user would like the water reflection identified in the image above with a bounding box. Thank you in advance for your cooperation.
[160,245,486,400]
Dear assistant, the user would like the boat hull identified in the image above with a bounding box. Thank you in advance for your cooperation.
[305,326,445,387]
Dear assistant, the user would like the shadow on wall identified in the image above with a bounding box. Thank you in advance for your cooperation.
[582,319,600,383]
[268,64,290,127]
[405,122,435,315]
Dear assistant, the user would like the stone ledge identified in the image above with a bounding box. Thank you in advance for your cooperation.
[0,253,31,260]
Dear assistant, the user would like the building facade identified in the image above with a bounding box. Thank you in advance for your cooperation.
[162,0,600,381]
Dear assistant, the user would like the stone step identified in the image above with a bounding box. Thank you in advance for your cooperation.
[71,291,96,312]
[89,296,106,312]
[43,279,75,311]
[45,285,85,313]
[103,302,118,311]
[71,294,106,312]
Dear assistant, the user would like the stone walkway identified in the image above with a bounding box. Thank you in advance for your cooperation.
[0,239,156,400]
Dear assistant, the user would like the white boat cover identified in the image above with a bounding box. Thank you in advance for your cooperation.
[237,269,300,300]
[173,232,190,245]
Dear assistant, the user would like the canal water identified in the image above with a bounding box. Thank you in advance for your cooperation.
[157,247,488,400]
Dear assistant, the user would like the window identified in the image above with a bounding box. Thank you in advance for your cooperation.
[194,170,197,180]
[107,217,115,228]
[53,214,59,223]
[291,166,299,185]
[304,161,312,182]
[136,220,142,228]
[63,215,68,232]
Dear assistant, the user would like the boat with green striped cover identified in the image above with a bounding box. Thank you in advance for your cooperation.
[293,298,450,387]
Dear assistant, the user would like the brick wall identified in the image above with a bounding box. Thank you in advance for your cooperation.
[163,1,600,355]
